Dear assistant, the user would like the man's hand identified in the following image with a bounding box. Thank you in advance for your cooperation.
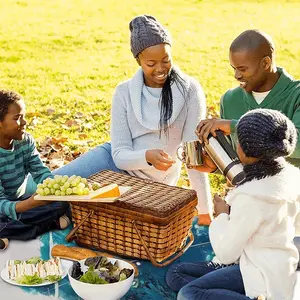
[146,149,175,171]
[16,194,49,213]
[196,118,232,144]
[213,194,230,217]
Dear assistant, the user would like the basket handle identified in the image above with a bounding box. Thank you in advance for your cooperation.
[132,221,194,267]
[66,210,94,242]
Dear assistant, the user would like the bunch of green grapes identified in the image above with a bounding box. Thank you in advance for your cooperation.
[36,175,90,196]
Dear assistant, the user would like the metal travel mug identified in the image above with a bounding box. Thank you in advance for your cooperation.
[177,140,203,166]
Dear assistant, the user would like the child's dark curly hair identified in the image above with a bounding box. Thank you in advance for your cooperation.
[0,90,22,121]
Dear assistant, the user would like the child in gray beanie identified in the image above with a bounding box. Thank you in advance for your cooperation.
[166,108,300,300]
[236,108,297,182]
[237,108,296,160]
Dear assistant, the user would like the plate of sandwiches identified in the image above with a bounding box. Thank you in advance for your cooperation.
[1,256,67,287]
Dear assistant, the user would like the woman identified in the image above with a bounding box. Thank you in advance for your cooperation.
[166,109,300,300]
[54,15,212,224]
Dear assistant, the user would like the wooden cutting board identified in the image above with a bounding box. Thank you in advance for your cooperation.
[34,186,131,202]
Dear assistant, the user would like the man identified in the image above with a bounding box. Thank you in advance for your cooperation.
[195,29,300,267]
[196,29,300,169]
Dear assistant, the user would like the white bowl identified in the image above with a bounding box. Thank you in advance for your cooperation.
[68,257,134,300]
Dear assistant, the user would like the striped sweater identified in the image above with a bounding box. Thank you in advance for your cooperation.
[0,133,52,219]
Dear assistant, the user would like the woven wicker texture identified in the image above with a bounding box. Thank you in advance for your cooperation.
[88,170,197,219]
[69,170,198,264]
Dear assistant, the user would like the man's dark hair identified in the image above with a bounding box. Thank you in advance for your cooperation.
[0,90,22,121]
[230,30,275,59]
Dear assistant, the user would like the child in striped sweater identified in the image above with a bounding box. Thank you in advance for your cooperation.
[0,90,70,250]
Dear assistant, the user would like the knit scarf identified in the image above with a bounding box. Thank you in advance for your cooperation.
[240,157,286,185]
[128,66,189,130]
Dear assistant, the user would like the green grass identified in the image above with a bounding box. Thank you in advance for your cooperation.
[1,0,300,193]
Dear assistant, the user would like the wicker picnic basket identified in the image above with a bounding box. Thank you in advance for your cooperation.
[66,170,198,267]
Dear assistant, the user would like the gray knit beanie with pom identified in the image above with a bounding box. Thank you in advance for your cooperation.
[237,108,297,159]
[129,15,171,58]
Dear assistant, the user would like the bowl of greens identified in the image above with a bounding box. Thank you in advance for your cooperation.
[68,256,134,300]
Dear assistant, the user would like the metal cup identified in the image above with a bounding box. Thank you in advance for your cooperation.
[177,140,203,166]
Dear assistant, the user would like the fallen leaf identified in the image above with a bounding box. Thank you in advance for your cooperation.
[79,133,88,139]
[49,158,65,169]
[40,157,47,163]
[26,112,42,118]
[47,108,56,115]
[184,178,190,187]
[74,112,84,118]
[65,119,80,127]
[39,137,53,148]
[49,152,64,159]
[82,122,93,130]
[50,144,64,151]
[72,140,88,146]
[36,134,90,171]
[70,151,83,158]
[52,137,69,144]
[28,117,40,128]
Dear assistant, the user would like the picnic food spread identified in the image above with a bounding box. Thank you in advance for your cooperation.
[70,256,133,284]
[35,175,120,199]
[6,257,63,285]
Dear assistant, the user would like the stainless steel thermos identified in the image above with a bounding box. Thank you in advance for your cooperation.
[204,131,245,185]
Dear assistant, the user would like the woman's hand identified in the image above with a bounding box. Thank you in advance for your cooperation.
[146,149,175,171]
[213,194,230,217]
[196,118,232,144]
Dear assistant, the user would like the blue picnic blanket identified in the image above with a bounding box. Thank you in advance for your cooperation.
[18,217,213,300]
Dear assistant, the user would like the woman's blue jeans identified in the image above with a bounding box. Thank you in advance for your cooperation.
[166,261,253,300]
[53,142,125,178]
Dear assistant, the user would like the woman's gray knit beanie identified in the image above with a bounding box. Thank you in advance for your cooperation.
[129,15,171,58]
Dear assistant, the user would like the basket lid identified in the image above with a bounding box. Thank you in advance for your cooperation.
[88,170,197,218]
